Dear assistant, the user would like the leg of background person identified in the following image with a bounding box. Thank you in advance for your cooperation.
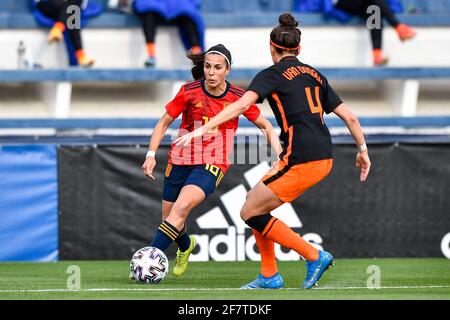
[334,0,366,16]
[69,28,94,66]
[368,0,399,27]
[174,15,202,54]
[68,29,82,52]
[140,12,164,66]
[68,28,82,52]
[366,0,415,41]
[337,0,399,27]
[38,0,66,43]
[151,185,205,251]
[141,12,157,54]
[45,0,93,66]
[337,0,389,66]
[241,182,319,262]
[367,13,389,66]
[370,19,383,50]
[36,0,60,19]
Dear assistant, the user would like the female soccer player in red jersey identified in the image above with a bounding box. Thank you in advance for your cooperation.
[175,14,371,289]
[140,44,282,277]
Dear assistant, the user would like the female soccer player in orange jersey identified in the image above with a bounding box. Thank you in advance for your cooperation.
[175,14,371,289]
[140,44,282,278]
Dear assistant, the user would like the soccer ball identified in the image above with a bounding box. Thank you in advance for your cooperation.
[129,246,169,284]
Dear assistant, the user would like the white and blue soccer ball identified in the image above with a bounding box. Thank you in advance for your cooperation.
[129,246,169,284]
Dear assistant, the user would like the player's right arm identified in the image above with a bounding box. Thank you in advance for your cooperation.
[333,103,371,182]
[143,84,186,179]
[142,113,175,180]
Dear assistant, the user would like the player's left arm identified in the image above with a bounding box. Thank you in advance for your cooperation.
[174,91,259,146]
[322,75,371,182]
[252,114,283,157]
[333,103,371,182]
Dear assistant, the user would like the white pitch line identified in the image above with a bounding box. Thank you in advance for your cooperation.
[314,285,450,290]
[0,285,450,293]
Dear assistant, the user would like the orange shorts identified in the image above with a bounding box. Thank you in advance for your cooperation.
[262,158,333,203]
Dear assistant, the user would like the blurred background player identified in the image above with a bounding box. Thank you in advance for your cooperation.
[34,0,96,67]
[140,44,282,277]
[133,0,205,67]
[295,0,416,66]
[333,0,416,66]
[175,13,371,289]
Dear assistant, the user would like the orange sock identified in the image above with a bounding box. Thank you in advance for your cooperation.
[75,49,85,60]
[52,21,65,33]
[189,45,202,54]
[262,217,319,261]
[373,49,389,66]
[395,23,416,41]
[146,42,155,57]
[253,229,277,277]
[373,48,382,58]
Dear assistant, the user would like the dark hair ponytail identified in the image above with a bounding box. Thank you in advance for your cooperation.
[187,52,206,80]
[270,13,301,55]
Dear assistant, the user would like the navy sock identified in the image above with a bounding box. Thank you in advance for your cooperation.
[151,220,180,252]
[175,226,191,252]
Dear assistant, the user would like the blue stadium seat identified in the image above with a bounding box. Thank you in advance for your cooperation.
[200,0,292,13]
[200,0,235,13]
[1,0,450,28]
[0,0,29,12]
[403,0,450,13]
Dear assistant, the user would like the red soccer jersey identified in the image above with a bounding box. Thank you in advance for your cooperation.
[165,79,261,173]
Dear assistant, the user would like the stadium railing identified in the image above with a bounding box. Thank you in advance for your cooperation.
[1,67,450,118]
[1,116,449,145]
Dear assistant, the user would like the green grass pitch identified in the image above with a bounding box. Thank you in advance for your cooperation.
[0,259,449,300]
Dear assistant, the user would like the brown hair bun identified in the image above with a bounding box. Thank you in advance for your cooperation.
[279,13,298,28]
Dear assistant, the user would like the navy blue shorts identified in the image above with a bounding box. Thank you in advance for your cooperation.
[162,164,224,202]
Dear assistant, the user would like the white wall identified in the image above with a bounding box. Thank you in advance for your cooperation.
[206,27,450,68]
[0,27,449,118]
[1,26,450,69]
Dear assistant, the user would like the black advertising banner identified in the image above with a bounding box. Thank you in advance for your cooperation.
[58,143,450,260]
[58,145,167,260]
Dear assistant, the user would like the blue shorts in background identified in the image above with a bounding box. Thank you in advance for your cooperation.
[162,164,224,202]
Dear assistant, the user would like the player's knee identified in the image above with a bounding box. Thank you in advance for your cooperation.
[240,207,251,221]
[245,189,254,200]
[172,201,191,219]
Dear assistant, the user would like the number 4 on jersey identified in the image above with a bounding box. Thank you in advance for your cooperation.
[305,86,324,124]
